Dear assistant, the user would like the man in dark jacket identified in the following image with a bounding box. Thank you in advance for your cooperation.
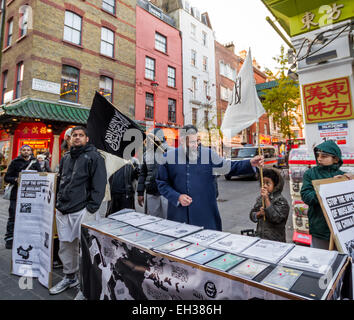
[50,126,107,295]
[107,159,139,215]
[4,145,41,249]
[157,125,264,231]
[137,128,169,218]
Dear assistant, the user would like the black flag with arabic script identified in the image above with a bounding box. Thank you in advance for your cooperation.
[87,91,146,159]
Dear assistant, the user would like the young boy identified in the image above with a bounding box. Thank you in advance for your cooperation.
[250,168,290,242]
[301,140,353,249]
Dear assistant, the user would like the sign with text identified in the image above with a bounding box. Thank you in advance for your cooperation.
[303,77,353,124]
[32,78,60,95]
[12,172,57,289]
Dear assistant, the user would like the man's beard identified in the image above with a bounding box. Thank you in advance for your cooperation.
[185,146,198,161]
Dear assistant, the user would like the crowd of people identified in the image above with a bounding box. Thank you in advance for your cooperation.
[2,124,353,300]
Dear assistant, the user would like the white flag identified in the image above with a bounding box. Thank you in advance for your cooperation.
[220,48,265,138]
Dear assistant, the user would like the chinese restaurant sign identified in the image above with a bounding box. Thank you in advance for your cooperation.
[302,77,353,124]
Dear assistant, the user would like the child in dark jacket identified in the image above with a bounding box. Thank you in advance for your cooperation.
[300,140,353,249]
[250,168,290,242]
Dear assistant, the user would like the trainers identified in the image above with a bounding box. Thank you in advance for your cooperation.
[74,290,86,300]
[49,276,79,295]
[5,240,13,250]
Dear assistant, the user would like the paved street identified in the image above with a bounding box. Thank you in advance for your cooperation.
[0,174,293,300]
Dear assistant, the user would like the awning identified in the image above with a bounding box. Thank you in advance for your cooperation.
[0,98,90,124]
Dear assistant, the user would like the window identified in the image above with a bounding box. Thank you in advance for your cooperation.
[155,32,167,53]
[101,27,114,57]
[192,108,197,126]
[15,62,24,99]
[168,98,176,123]
[63,11,82,45]
[202,56,208,71]
[264,124,268,135]
[102,0,115,14]
[184,0,190,13]
[145,93,154,119]
[191,23,196,38]
[145,57,155,80]
[203,81,209,97]
[191,50,196,66]
[202,31,207,46]
[60,65,80,103]
[191,76,197,99]
[204,110,209,129]
[99,76,113,102]
[167,66,176,87]
[6,19,13,47]
[20,6,29,37]
[220,86,232,102]
[1,71,8,104]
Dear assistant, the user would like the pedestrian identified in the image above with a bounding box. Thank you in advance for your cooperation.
[49,126,107,296]
[300,140,353,249]
[137,128,170,219]
[61,127,73,154]
[107,158,139,215]
[249,168,290,242]
[3,145,41,249]
[156,125,264,231]
[37,154,51,172]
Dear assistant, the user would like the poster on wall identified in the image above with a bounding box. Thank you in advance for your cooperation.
[11,172,56,288]
[317,121,349,146]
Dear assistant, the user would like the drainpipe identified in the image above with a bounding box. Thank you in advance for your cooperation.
[0,0,6,66]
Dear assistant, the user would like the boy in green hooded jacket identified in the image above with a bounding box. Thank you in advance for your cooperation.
[300,140,353,249]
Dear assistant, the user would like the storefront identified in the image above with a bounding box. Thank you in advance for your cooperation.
[0,98,90,170]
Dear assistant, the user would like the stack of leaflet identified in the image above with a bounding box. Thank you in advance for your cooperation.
[209,234,259,254]
[154,239,191,253]
[159,224,203,238]
[181,230,230,247]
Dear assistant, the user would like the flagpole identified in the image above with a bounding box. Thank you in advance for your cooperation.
[257,121,265,222]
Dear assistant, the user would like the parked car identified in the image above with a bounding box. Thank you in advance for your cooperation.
[224,145,278,180]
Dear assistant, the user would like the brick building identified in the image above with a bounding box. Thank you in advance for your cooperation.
[135,0,183,147]
[0,0,136,170]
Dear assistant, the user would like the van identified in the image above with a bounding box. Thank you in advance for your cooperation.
[224,145,278,180]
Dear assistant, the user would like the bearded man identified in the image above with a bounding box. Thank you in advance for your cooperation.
[156,125,264,231]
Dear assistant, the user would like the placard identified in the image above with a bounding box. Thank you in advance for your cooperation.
[12,172,56,288]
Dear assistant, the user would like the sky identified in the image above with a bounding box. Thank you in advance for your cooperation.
[189,0,291,73]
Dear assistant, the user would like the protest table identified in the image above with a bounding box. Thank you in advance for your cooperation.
[80,211,351,300]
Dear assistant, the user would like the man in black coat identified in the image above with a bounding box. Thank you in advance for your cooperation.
[50,126,107,296]
[4,145,41,249]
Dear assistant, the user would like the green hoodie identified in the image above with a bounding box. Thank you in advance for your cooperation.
[300,140,344,241]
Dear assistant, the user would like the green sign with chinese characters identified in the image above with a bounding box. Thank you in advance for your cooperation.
[261,0,354,37]
[290,0,353,36]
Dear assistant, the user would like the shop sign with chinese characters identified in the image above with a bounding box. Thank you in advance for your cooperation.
[289,1,353,36]
[302,77,353,124]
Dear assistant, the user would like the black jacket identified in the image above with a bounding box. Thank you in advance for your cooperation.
[56,144,107,215]
[110,162,139,196]
[250,169,290,242]
[4,155,42,200]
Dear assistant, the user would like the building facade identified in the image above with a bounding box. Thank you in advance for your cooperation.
[151,0,217,144]
[0,0,136,170]
[135,0,183,147]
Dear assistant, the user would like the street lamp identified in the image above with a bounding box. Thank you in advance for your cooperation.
[151,81,159,128]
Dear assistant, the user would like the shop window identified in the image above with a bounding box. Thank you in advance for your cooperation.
[168,98,176,123]
[63,11,82,45]
[145,57,155,80]
[102,0,115,14]
[99,76,113,102]
[6,19,13,47]
[145,93,154,120]
[155,32,167,53]
[15,62,24,99]
[1,71,8,104]
[167,66,176,88]
[60,65,79,103]
[100,27,114,57]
